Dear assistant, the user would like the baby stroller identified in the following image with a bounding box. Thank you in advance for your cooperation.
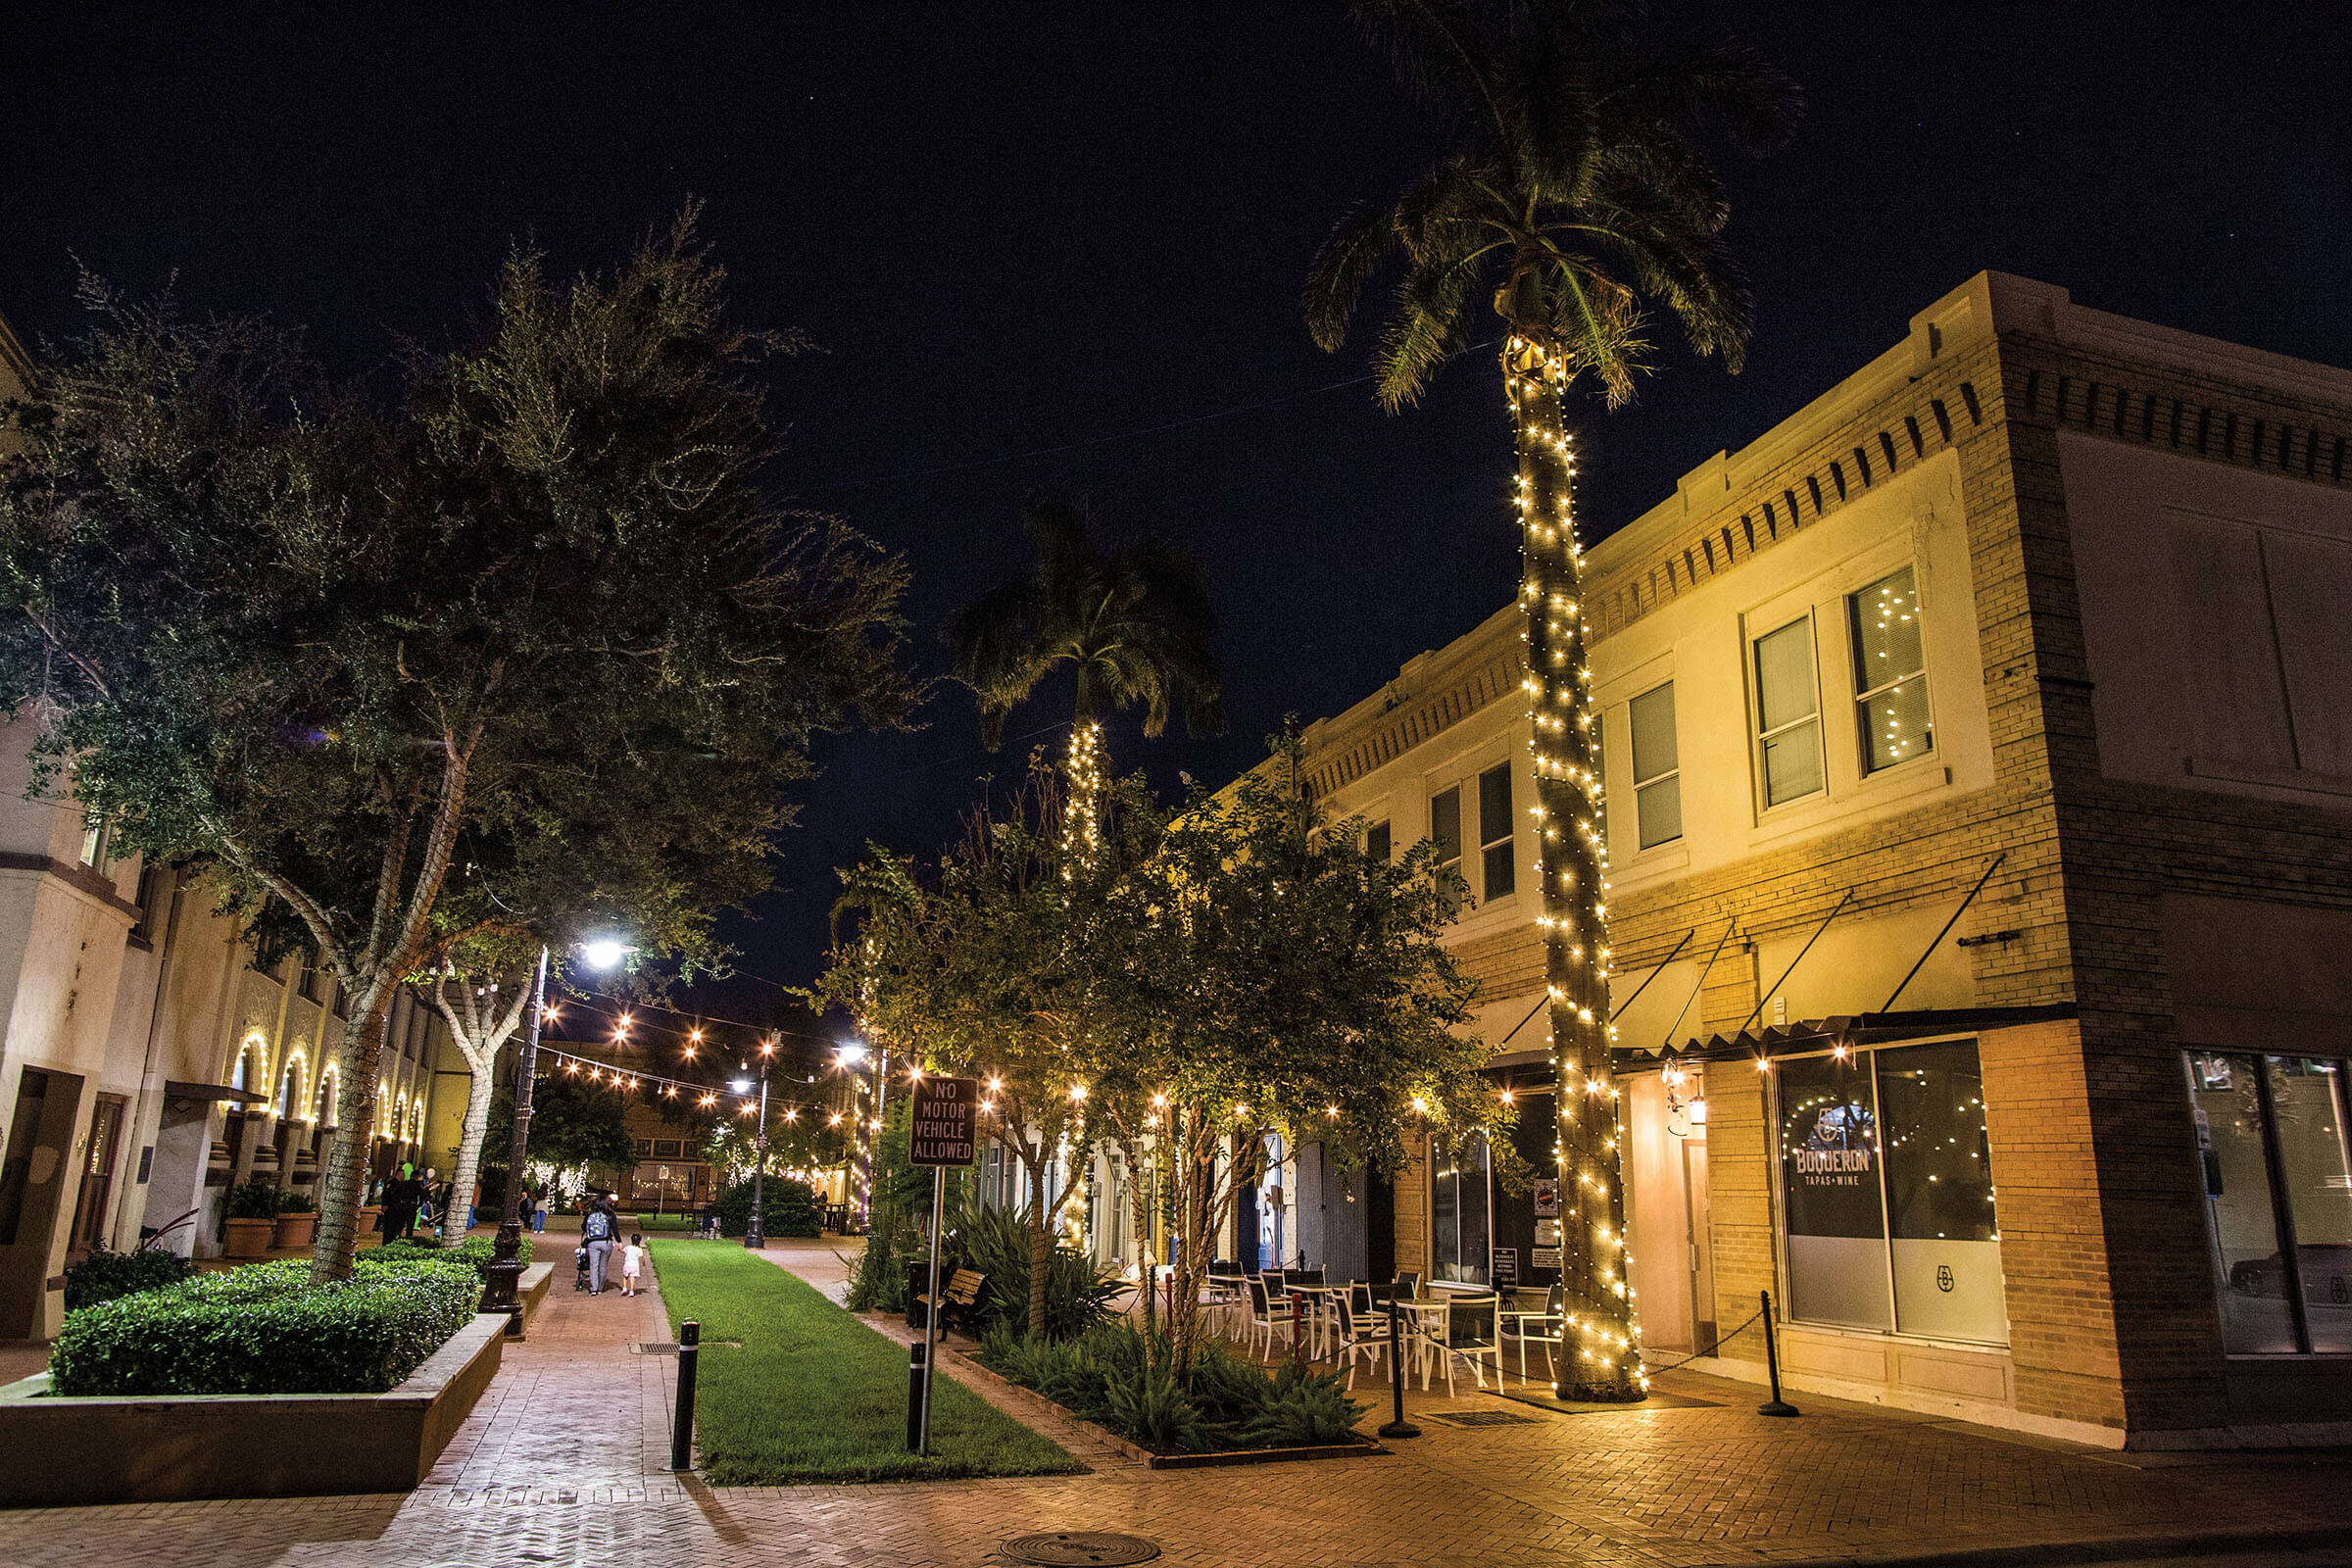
[573,1245,592,1292]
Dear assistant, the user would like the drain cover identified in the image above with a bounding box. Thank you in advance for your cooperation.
[1427,1409,1544,1427]
[1001,1532,1161,1566]
[631,1342,678,1354]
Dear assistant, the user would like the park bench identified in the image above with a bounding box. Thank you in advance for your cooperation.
[914,1267,987,1334]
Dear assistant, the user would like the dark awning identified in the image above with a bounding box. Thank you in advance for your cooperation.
[1609,1002,2078,1073]
[165,1079,270,1104]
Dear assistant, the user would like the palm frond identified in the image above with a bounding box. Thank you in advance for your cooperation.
[1304,200,1404,353]
[1600,39,1805,154]
[1347,0,1506,137]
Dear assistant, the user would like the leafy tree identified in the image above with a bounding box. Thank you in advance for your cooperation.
[1302,0,1798,1396]
[1097,733,1503,1369]
[0,218,910,1280]
[951,497,1220,859]
[486,1071,635,1179]
[822,762,1139,1336]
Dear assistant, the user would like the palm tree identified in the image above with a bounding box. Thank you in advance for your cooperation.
[951,496,1222,857]
[1304,0,1798,1400]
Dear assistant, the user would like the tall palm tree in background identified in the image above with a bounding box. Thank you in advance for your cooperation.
[952,496,1222,859]
[1305,0,1797,1399]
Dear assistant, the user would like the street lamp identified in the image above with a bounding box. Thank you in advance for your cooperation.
[482,935,629,1331]
[734,1037,776,1250]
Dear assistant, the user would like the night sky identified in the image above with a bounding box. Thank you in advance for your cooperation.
[5,4,2344,1040]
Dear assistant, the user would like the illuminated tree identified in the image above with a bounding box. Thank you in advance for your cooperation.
[1303,0,1798,1397]
[1100,734,1501,1370]
[0,218,910,1281]
[823,764,1136,1336]
[951,496,1221,859]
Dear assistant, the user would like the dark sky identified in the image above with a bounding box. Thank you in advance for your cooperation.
[5,3,2345,1036]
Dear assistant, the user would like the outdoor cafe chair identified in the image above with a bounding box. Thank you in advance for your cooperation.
[1498,1282,1567,1384]
[1327,1290,1392,1391]
[1244,1276,1284,1360]
[1433,1293,1504,1397]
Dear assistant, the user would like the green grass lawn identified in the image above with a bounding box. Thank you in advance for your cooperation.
[626,1212,700,1230]
[648,1240,1082,1484]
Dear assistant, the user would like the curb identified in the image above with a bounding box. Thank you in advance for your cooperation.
[1718,1522,2352,1568]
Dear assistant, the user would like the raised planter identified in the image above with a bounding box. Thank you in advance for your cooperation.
[939,1341,1387,1470]
[221,1217,274,1259]
[271,1211,318,1250]
[0,1310,509,1505]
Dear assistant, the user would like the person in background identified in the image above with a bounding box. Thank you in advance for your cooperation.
[531,1185,549,1234]
[620,1232,646,1298]
[580,1193,617,1294]
[383,1163,422,1241]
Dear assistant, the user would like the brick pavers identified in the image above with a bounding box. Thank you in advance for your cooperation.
[3,1240,2350,1567]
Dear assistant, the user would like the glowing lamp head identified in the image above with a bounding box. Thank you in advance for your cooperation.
[836,1041,870,1068]
[729,1077,753,1094]
[579,938,629,972]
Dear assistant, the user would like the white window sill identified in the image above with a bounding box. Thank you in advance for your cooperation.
[1608,842,1690,891]
[1747,759,1953,853]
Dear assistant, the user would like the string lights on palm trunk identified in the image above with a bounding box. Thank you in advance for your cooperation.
[1509,333,1645,1400]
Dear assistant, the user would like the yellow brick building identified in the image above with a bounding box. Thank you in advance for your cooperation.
[1287,272,2352,1448]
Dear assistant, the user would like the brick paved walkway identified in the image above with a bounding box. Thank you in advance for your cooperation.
[4,1238,2351,1568]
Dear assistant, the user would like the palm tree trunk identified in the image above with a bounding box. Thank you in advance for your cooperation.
[1062,716,1106,869]
[439,1056,497,1248]
[1508,334,1642,1400]
[1026,1201,1051,1338]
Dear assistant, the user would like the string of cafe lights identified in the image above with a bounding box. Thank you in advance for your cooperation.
[536,1044,878,1133]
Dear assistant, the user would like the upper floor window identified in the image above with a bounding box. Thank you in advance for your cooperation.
[1429,785,1463,914]
[1478,762,1514,901]
[1365,819,1392,864]
[1629,683,1682,849]
[1851,566,1933,772]
[1754,616,1824,808]
[76,816,107,869]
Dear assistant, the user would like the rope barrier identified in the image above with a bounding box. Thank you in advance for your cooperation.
[1639,1306,1762,1375]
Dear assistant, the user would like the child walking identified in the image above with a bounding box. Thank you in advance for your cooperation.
[620,1233,647,1298]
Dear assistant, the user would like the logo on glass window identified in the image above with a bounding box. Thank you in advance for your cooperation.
[1936,1264,1955,1294]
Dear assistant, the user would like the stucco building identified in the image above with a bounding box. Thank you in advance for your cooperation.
[1263,272,2352,1448]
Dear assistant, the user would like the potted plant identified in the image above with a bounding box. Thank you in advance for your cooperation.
[220,1177,281,1259]
[271,1189,318,1250]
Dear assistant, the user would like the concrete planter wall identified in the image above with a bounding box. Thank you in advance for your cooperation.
[0,1310,508,1506]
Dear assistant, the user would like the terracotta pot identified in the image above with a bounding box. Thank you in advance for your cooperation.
[271,1211,318,1250]
[358,1205,382,1245]
[222,1217,275,1259]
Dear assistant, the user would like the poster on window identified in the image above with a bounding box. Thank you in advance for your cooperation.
[1778,1054,1893,1330]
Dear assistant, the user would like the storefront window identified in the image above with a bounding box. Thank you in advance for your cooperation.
[1780,1053,1891,1330]
[1778,1039,2008,1344]
[1878,1041,2006,1342]
[1431,1135,1491,1286]
[2189,1053,2352,1354]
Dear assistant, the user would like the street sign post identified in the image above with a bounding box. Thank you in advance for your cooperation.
[906,1075,977,1454]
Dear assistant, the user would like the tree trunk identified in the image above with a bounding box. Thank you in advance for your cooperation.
[1026,1201,1050,1339]
[310,998,395,1282]
[439,1053,497,1247]
[1509,334,1641,1399]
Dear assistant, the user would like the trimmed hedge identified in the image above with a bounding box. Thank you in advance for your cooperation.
[48,1257,480,1396]
[361,1234,529,1281]
[714,1177,820,1239]
[61,1247,197,1310]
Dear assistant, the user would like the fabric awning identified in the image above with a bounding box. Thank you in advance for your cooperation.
[165,1079,270,1104]
[1609,1002,2078,1073]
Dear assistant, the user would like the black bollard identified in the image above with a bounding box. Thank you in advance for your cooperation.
[1758,1289,1800,1417]
[1377,1294,1419,1439]
[906,1340,927,1451]
[669,1319,700,1470]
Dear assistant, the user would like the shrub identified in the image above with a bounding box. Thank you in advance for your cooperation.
[275,1191,316,1214]
[48,1256,481,1396]
[981,1318,1367,1453]
[362,1234,530,1283]
[221,1176,281,1220]
[846,1217,922,1312]
[61,1247,196,1310]
[714,1176,821,1239]
[952,1203,1121,1341]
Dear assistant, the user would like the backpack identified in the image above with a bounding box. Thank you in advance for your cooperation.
[583,1208,612,1241]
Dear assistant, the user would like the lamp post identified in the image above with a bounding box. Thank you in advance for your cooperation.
[483,935,628,1330]
[735,1037,776,1250]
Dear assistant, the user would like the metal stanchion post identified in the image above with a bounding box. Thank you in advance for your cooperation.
[1377,1295,1419,1439]
[669,1319,700,1470]
[906,1340,926,1451]
[918,1163,945,1454]
[1758,1289,1800,1417]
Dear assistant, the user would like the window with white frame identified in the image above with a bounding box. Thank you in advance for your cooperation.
[77,816,107,869]
[1754,616,1824,808]
[1365,818,1392,864]
[1850,565,1933,772]
[1629,682,1682,849]
[1429,785,1464,913]
[1478,762,1514,901]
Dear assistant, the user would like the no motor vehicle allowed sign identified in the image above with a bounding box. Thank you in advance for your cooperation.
[908,1076,979,1166]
